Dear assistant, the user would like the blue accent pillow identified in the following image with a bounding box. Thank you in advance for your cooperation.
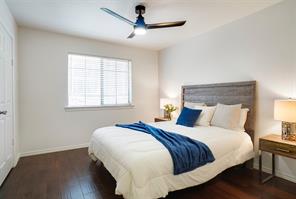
[176,107,202,127]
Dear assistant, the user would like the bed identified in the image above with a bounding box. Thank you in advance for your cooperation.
[88,81,256,199]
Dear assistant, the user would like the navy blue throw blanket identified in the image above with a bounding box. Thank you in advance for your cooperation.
[115,121,215,175]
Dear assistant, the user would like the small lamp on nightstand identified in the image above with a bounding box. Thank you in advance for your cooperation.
[274,99,296,141]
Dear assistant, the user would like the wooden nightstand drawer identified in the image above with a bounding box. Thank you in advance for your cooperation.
[154,117,170,122]
[260,140,296,158]
[259,135,296,159]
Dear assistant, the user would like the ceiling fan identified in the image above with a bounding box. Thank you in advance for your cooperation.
[101,5,186,39]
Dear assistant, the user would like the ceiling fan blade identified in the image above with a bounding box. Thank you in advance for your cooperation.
[101,8,135,26]
[127,31,135,39]
[146,21,186,29]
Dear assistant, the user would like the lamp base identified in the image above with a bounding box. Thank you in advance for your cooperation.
[282,121,296,141]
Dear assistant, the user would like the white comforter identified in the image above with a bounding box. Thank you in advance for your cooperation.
[88,121,254,199]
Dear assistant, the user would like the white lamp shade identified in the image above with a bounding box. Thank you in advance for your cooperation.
[160,98,177,109]
[274,99,296,123]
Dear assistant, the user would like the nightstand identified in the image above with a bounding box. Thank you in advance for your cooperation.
[154,117,170,122]
[259,134,296,183]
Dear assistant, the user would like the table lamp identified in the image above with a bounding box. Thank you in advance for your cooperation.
[274,99,296,141]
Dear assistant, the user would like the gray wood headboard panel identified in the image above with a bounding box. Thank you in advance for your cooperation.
[181,81,256,142]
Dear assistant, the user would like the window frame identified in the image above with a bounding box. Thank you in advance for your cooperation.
[65,53,133,110]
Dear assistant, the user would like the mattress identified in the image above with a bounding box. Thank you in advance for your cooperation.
[88,121,254,199]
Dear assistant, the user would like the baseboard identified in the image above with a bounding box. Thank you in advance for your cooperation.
[20,143,89,157]
[253,163,296,183]
[14,153,20,167]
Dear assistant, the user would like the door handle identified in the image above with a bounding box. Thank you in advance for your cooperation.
[0,111,7,115]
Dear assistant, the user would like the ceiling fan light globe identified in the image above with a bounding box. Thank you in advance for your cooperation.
[134,27,147,35]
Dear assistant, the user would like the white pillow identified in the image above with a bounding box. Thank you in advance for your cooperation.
[235,108,249,132]
[211,103,242,130]
[184,102,206,109]
[193,105,216,126]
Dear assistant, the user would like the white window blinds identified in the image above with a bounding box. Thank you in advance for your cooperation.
[68,54,132,107]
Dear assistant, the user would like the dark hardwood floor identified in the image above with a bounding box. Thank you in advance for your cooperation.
[0,148,296,199]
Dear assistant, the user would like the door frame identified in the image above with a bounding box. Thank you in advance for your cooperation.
[0,21,16,168]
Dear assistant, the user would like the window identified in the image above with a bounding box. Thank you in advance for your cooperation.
[67,54,132,107]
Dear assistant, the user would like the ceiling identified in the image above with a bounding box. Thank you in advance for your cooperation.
[6,0,282,50]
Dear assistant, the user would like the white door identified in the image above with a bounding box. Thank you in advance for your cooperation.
[0,23,13,186]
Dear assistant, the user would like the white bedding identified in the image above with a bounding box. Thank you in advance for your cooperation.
[88,121,254,199]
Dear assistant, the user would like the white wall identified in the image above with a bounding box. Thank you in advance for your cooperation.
[159,0,296,182]
[0,0,19,165]
[18,27,159,155]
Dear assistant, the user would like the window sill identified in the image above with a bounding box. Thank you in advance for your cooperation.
[64,104,135,112]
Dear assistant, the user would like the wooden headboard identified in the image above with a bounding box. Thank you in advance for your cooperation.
[181,81,256,142]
